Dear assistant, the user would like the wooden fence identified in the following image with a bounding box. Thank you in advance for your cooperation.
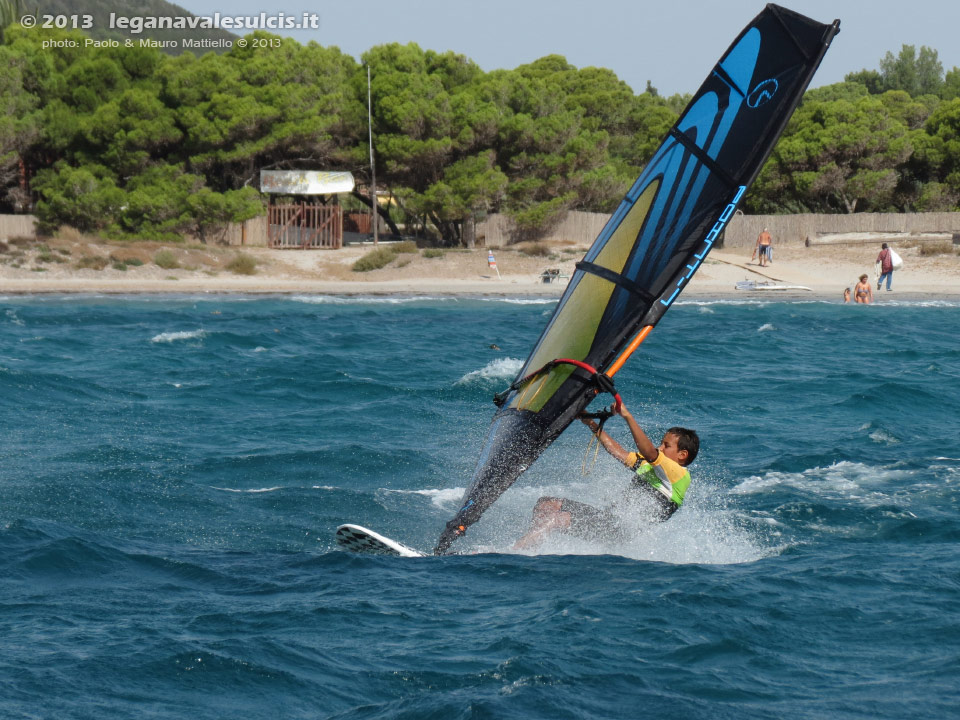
[0,214,37,238]
[475,210,960,249]
[266,204,342,249]
[4,209,958,250]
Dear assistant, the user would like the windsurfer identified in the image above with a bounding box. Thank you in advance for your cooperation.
[512,401,698,550]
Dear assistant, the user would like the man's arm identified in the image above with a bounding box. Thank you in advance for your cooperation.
[580,416,634,466]
[616,401,659,463]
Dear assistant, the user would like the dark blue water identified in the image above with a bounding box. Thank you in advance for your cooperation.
[2,295,958,719]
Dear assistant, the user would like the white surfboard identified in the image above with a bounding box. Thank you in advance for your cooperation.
[335,524,426,557]
[735,280,811,291]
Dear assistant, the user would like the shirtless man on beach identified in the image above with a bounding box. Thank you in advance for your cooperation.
[753,228,772,267]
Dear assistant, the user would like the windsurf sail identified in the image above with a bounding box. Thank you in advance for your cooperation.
[434,4,840,554]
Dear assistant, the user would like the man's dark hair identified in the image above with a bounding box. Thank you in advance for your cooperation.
[882,242,889,249]
[667,427,699,466]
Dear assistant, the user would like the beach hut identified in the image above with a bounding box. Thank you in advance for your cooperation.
[259,170,354,249]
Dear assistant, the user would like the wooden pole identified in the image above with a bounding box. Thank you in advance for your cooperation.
[367,65,378,246]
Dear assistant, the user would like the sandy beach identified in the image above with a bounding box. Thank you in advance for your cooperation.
[0,235,957,300]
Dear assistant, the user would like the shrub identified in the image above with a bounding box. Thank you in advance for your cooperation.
[392,240,419,254]
[396,257,411,268]
[125,258,144,267]
[519,243,551,257]
[112,262,128,271]
[918,241,953,256]
[75,255,108,270]
[226,253,257,275]
[352,247,397,272]
[154,249,179,269]
[422,248,445,259]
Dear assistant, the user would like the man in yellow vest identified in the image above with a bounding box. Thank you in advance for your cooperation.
[513,401,698,550]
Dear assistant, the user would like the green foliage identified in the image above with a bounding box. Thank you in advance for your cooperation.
[33,164,124,233]
[422,248,444,258]
[749,84,940,213]
[153,249,178,268]
[225,252,257,275]
[75,254,108,270]
[186,186,262,243]
[391,240,419,253]
[879,45,943,97]
[352,247,397,272]
[7,22,960,234]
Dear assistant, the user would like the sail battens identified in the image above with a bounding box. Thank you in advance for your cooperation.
[574,262,657,304]
[667,128,740,190]
[711,65,748,99]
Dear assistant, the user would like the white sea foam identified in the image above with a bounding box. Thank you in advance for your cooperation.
[731,461,872,495]
[727,460,927,507]
[456,357,525,385]
[452,475,771,565]
[210,486,283,493]
[150,329,206,343]
[869,428,901,444]
[476,297,557,305]
[384,487,465,509]
[291,295,443,305]
[5,309,24,326]
[757,323,777,332]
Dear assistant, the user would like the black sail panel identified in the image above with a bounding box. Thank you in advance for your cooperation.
[434,4,840,554]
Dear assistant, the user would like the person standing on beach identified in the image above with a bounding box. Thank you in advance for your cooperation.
[876,243,894,291]
[753,228,773,267]
[854,274,873,304]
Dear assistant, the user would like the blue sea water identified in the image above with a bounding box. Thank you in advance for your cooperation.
[1,294,959,719]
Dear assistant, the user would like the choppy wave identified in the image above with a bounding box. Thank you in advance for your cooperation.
[455,357,525,384]
[2,296,959,720]
[150,329,207,343]
[210,486,284,493]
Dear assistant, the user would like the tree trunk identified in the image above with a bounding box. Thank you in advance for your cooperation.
[350,189,401,236]
[462,216,476,248]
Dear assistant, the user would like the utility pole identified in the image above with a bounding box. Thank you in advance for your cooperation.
[367,65,378,246]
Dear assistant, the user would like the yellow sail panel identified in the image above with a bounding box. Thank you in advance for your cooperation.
[512,180,660,412]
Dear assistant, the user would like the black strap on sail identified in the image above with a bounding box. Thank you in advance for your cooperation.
[667,128,740,190]
[574,261,657,304]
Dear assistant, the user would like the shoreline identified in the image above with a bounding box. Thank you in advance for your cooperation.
[1,243,957,301]
[0,283,953,304]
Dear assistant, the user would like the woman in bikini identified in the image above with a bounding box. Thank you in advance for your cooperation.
[854,274,873,304]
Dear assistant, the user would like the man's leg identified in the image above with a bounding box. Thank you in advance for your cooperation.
[513,497,571,550]
[885,271,892,290]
